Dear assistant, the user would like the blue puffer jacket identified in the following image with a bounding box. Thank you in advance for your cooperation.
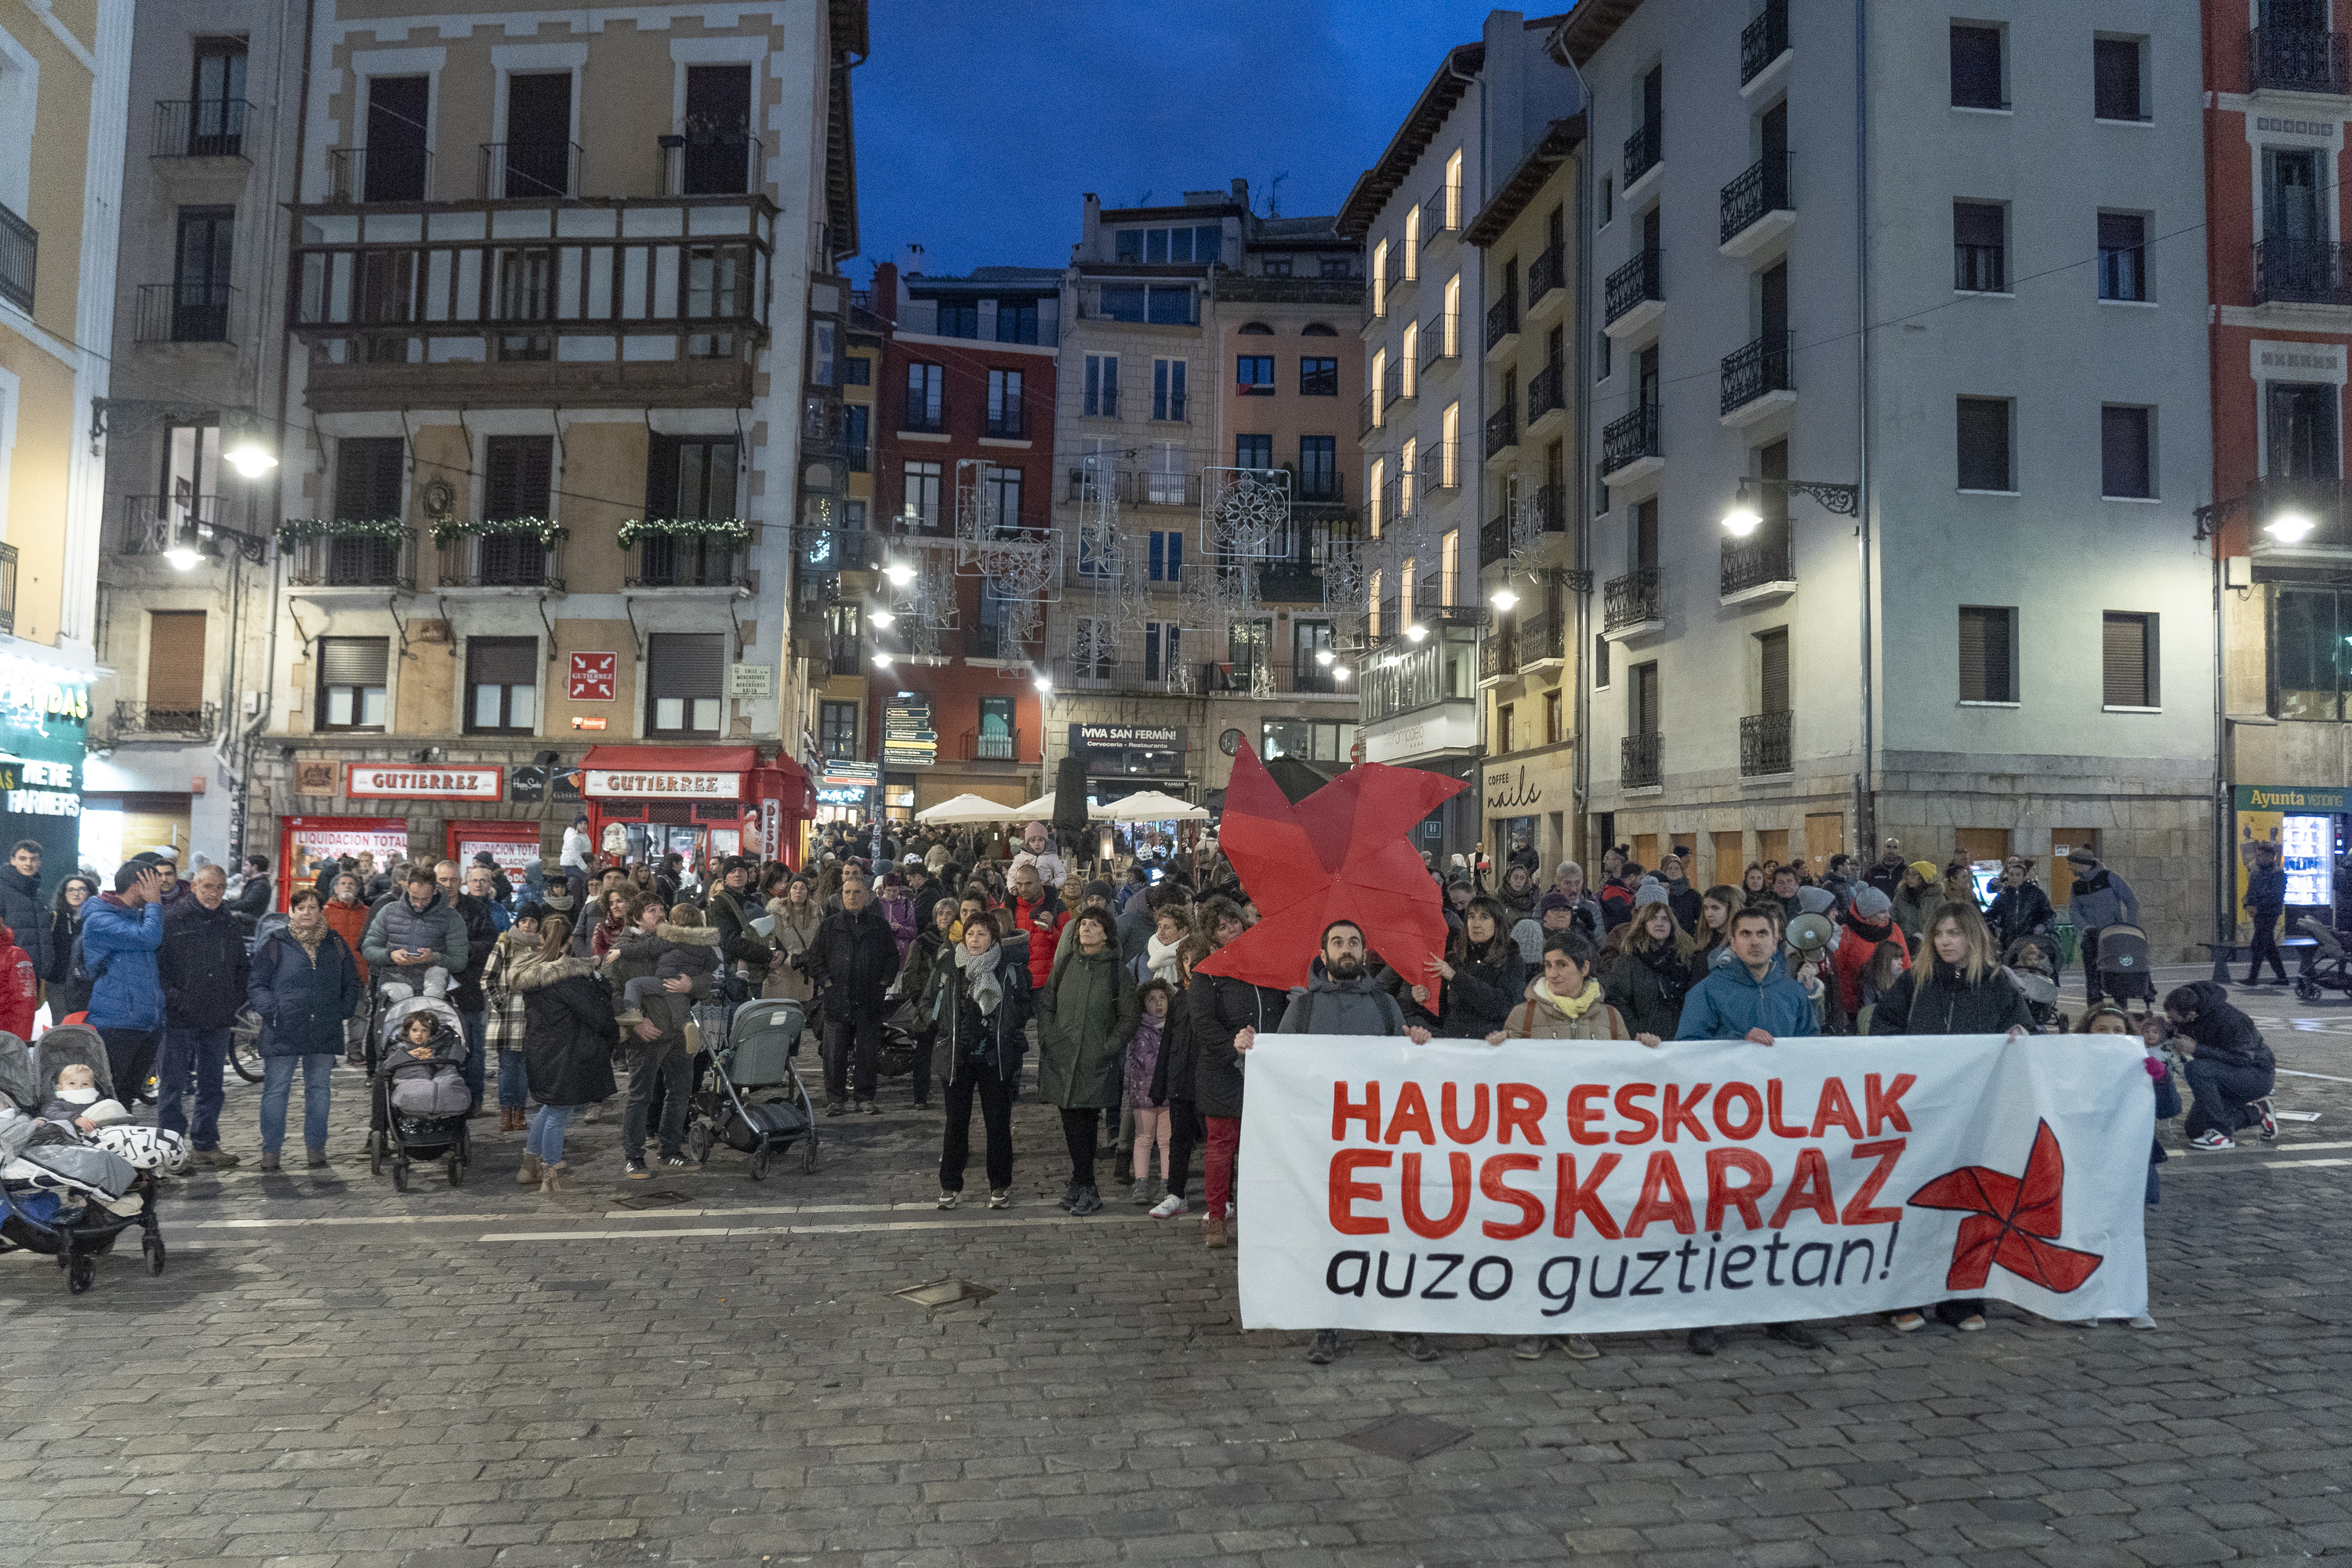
[247,925,362,1058]
[81,894,165,1031]
[1674,955,1817,1041]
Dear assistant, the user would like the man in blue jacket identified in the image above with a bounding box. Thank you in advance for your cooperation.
[82,860,172,1108]
[1673,906,1828,1357]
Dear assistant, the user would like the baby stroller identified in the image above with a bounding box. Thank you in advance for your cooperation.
[367,993,472,1192]
[687,996,818,1179]
[2002,936,2063,1032]
[2293,917,2352,1002]
[0,1026,172,1294]
[2095,923,2154,1005]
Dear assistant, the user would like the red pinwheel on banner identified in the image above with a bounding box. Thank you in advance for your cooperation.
[1192,741,1468,1001]
[1907,1120,2105,1294]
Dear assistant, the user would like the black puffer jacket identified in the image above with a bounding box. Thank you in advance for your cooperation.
[448,893,500,1014]
[808,902,902,1009]
[1606,944,1690,1038]
[1869,960,2035,1036]
[0,866,50,979]
[1189,968,1288,1120]
[1985,880,2056,950]
[2170,979,2274,1073]
[1432,936,1527,1039]
[160,896,252,1029]
[512,953,619,1108]
[1149,980,1198,1107]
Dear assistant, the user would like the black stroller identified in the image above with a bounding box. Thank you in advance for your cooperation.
[0,1026,169,1294]
[2292,917,2352,1002]
[2002,936,2063,1031]
[2096,924,2154,1005]
[687,996,818,1179]
[367,993,472,1191]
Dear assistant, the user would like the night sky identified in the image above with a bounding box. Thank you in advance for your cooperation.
[851,0,1519,280]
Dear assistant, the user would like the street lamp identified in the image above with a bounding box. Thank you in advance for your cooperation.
[1314,648,1334,667]
[223,440,278,479]
[1490,587,1518,611]
[2266,510,2317,543]
[870,608,896,627]
[1404,623,1428,642]
[884,559,915,586]
[1719,474,1858,534]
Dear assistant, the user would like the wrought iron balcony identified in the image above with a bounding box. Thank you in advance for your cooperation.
[1425,180,1459,235]
[1484,401,1517,459]
[1424,310,1460,365]
[1741,0,1790,85]
[325,146,432,203]
[1604,249,1661,326]
[1481,632,1518,682]
[1527,360,1566,423]
[1719,154,1792,247]
[983,405,1026,439]
[114,494,261,562]
[2255,239,2352,307]
[0,202,34,313]
[1519,611,1566,666]
[1484,292,1519,351]
[657,131,762,197]
[1603,565,1663,633]
[1297,469,1345,506]
[1721,528,1795,597]
[0,543,16,634]
[437,531,564,590]
[626,533,748,589]
[1623,120,1662,187]
[1481,512,1511,567]
[1740,710,1793,777]
[1602,404,1662,477]
[285,528,416,590]
[1621,729,1663,789]
[1720,335,1793,417]
[1528,241,1565,307]
[2249,26,2350,95]
[153,98,254,158]
[1360,391,1380,437]
[479,140,579,200]
[1112,469,1203,507]
[902,394,947,434]
[111,702,219,742]
[961,727,1022,762]
[135,282,234,343]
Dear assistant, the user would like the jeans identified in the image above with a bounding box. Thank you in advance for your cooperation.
[1204,1114,1242,1219]
[822,1007,884,1104]
[939,1072,1014,1192]
[158,1026,232,1149]
[99,1026,160,1105]
[1165,1096,1200,1200]
[460,1011,486,1111]
[260,1054,334,1153]
[1060,1105,1102,1185]
[624,1047,694,1163]
[2246,909,2287,982]
[2185,1057,2275,1139]
[526,1103,579,1164]
[497,1044,528,1109]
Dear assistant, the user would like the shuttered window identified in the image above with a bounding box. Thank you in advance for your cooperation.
[316,637,389,730]
[466,636,538,734]
[1958,606,2016,703]
[1950,24,2005,108]
[2093,37,2143,122]
[334,437,404,518]
[1758,626,1790,713]
[646,632,724,735]
[146,612,208,716]
[482,435,553,520]
[1952,202,2007,292]
[2101,405,2152,499]
[1957,397,2013,491]
[2102,613,2156,708]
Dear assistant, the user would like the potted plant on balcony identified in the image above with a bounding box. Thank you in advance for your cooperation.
[428,515,568,550]
[615,516,753,549]
[274,515,410,547]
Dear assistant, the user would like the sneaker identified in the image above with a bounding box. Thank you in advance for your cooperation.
[1512,1335,1545,1361]
[1148,1192,1189,1219]
[2253,1098,2278,1142]
[195,1149,241,1170]
[1954,1314,1987,1332]
[1067,1185,1103,1217]
[858,1101,881,1116]
[1305,1329,1341,1365]
[937,1189,960,1210]
[1686,1326,1723,1356]
[624,1160,651,1180]
[987,1188,1011,1210]
[1560,1334,1599,1360]
[306,1147,328,1168]
[258,1151,281,1173]
[2188,1130,2236,1151]
[659,1155,690,1169]
[1889,1311,1927,1333]
[824,1098,846,1117]
[1129,1178,1153,1205]
[1765,1321,1826,1349]
[2128,1313,2158,1330]
[1392,1333,1439,1363]
[1057,1181,1079,1212]
[614,1009,646,1025]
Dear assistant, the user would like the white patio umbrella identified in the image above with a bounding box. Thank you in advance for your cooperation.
[1013,793,1056,821]
[1095,790,1208,822]
[914,793,1029,824]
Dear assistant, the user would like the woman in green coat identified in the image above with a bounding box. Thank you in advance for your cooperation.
[1036,908,1138,1216]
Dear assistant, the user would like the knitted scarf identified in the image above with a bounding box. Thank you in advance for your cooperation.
[956,942,1005,1018]
[1531,978,1606,1019]
[1144,931,1185,988]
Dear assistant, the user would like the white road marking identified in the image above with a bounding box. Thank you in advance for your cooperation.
[481,1213,1157,1243]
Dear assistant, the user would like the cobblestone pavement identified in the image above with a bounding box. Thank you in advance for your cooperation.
[6,964,2352,1567]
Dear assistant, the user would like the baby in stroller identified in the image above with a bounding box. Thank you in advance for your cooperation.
[612,905,722,1025]
[41,1062,132,1133]
[380,1007,471,1116]
[2002,935,2063,1032]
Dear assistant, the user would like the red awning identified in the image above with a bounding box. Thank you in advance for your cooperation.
[579,745,759,772]
[768,754,815,818]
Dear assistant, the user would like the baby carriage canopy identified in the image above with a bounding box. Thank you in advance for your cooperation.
[0,1031,37,1112]
[2095,924,2151,971]
[34,1024,114,1102]
[374,995,470,1067]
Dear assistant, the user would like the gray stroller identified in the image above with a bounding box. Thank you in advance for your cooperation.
[687,997,818,1179]
[0,1027,170,1294]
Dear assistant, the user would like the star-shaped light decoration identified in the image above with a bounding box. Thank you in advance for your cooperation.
[1906,1120,2105,1294]
[1192,740,1467,1000]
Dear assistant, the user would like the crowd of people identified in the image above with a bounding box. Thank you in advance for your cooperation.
[1,818,2280,1363]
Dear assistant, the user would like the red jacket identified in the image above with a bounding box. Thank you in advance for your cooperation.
[0,922,36,1040]
[1014,891,1065,991]
[1833,916,1909,1018]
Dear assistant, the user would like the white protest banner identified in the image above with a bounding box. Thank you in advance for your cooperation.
[1236,1034,2151,1334]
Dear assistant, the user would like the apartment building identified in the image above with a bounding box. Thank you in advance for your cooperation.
[1466,114,1585,875]
[859,260,1058,819]
[1049,180,1363,810]
[2204,0,2352,946]
[1562,0,2212,950]
[88,2,303,874]
[1338,10,1582,865]
[0,0,131,881]
[249,0,862,891]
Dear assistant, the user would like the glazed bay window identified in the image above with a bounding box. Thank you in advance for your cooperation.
[465,637,538,734]
[316,637,389,731]
[2274,588,2352,720]
[646,632,724,735]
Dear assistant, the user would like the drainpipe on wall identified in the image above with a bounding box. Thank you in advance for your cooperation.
[1559,54,1594,868]
[1852,0,1875,852]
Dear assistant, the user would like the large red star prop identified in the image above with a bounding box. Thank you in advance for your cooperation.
[1193,741,1467,998]
[1907,1120,2105,1294]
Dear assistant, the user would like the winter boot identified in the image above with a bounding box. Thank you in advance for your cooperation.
[539,1161,575,1195]
[517,1152,544,1185]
